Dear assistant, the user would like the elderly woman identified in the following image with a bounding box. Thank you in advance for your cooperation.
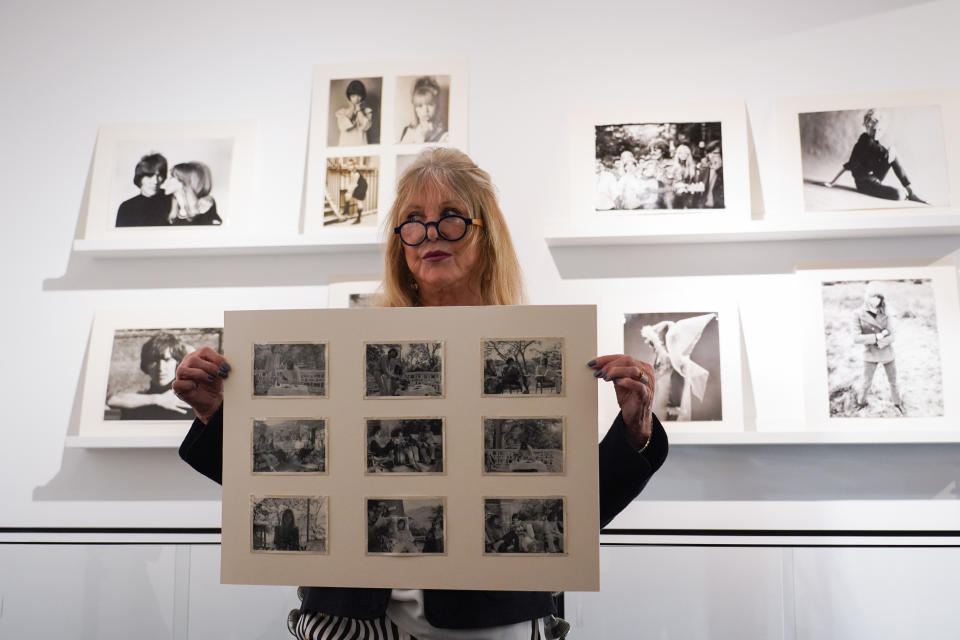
[174,148,667,640]
[162,161,222,225]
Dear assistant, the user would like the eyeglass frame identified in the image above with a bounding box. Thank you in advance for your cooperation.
[393,214,484,247]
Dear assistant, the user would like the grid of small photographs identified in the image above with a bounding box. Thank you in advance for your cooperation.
[303,62,468,233]
[245,333,569,558]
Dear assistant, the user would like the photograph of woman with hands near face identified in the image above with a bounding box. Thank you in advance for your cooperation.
[174,147,668,640]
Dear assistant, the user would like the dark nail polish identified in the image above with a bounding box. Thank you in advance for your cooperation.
[220,362,231,372]
[218,370,229,379]
[207,374,215,381]
[587,360,597,367]
[593,369,604,378]
[613,378,621,384]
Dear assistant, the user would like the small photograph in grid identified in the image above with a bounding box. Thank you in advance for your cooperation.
[252,418,327,474]
[366,497,445,555]
[481,338,564,396]
[328,77,382,146]
[483,417,564,474]
[365,418,444,474]
[484,497,565,555]
[323,156,379,228]
[395,75,451,144]
[253,342,327,397]
[364,341,444,398]
[251,495,328,553]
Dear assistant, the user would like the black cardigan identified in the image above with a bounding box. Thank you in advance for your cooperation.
[180,408,667,629]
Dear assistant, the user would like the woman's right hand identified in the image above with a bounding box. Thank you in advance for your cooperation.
[172,347,230,424]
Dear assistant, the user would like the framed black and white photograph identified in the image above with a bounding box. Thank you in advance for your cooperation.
[586,283,744,438]
[366,497,446,555]
[799,106,949,211]
[624,312,722,423]
[302,62,468,234]
[483,417,564,474]
[364,341,444,398]
[568,101,753,237]
[252,418,327,474]
[595,122,724,212]
[104,327,222,422]
[323,156,380,228]
[252,342,327,398]
[365,418,444,474]
[481,338,564,397]
[483,497,565,555]
[777,90,960,219]
[327,77,383,147]
[77,308,223,445]
[82,120,257,242]
[394,75,451,145]
[251,495,328,554]
[801,266,960,439]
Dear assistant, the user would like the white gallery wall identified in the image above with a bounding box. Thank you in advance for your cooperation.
[2,0,960,636]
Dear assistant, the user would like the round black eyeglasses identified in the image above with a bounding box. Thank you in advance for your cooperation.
[393,215,484,247]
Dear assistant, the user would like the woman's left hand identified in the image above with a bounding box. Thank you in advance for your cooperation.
[589,354,654,450]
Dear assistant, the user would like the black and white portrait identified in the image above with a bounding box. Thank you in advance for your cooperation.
[800,106,949,211]
[395,75,451,144]
[482,338,564,396]
[595,122,724,212]
[484,498,565,555]
[624,313,722,422]
[328,77,382,146]
[483,417,564,474]
[364,341,443,398]
[365,418,444,474]
[252,418,327,474]
[111,138,232,227]
[251,495,328,553]
[324,156,379,227]
[253,343,327,397]
[366,498,445,555]
[104,327,222,421]
[821,279,943,418]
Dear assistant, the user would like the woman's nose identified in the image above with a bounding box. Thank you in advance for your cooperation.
[425,222,439,241]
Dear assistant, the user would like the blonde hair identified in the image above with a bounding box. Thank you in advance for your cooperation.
[381,148,524,307]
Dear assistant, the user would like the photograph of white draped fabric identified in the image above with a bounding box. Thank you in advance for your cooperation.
[624,312,722,423]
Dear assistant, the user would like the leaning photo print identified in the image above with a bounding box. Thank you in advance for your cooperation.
[800,266,960,438]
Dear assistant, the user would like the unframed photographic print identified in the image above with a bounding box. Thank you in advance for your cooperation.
[484,498,565,555]
[251,495,328,553]
[624,312,722,422]
[483,417,564,474]
[799,106,949,211]
[252,418,327,473]
[111,139,232,228]
[821,279,943,418]
[324,156,380,227]
[366,498,445,555]
[253,343,327,397]
[395,75,451,144]
[482,338,564,396]
[349,293,378,308]
[595,122,724,212]
[364,341,443,397]
[327,77,383,146]
[365,418,444,474]
[104,327,222,421]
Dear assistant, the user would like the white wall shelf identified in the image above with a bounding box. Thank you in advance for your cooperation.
[72,231,383,259]
[65,435,184,448]
[546,214,960,247]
